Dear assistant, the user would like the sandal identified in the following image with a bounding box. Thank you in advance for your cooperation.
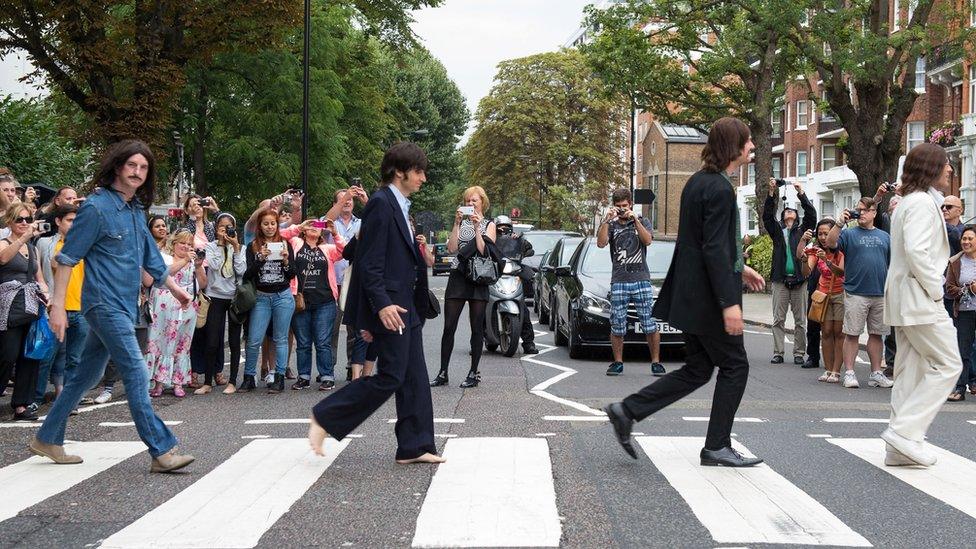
[150,383,164,398]
[825,372,841,384]
[817,371,831,382]
[215,373,227,386]
[947,391,965,402]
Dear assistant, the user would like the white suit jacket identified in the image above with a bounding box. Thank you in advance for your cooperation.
[883,188,950,326]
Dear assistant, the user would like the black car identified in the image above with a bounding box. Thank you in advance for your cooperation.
[521,230,582,307]
[551,237,683,358]
[536,236,585,326]
[432,243,454,275]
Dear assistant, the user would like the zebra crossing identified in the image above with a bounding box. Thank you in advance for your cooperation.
[2,434,976,547]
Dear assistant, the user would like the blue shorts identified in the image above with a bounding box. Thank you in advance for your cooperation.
[610,281,657,336]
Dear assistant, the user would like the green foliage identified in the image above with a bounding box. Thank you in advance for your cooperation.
[749,234,774,284]
[465,50,626,232]
[0,96,93,189]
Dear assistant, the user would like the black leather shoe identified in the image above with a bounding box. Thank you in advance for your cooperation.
[801,358,819,369]
[700,446,763,467]
[12,408,38,422]
[459,373,480,388]
[603,403,637,459]
[238,375,256,393]
[770,355,784,364]
[522,343,539,354]
[430,372,449,387]
[267,374,285,394]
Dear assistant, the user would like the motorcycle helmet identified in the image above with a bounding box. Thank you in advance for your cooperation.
[494,215,513,228]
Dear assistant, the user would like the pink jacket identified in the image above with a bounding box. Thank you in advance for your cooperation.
[280,224,345,300]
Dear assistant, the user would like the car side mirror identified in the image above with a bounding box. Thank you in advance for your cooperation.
[541,265,553,273]
[554,265,571,277]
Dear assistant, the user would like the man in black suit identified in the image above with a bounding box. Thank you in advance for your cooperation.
[604,117,766,467]
[308,142,443,465]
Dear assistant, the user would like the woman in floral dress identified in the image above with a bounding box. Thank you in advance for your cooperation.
[145,229,207,397]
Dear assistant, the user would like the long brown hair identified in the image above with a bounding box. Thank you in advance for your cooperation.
[93,139,156,208]
[899,143,948,195]
[701,117,751,173]
[251,208,282,253]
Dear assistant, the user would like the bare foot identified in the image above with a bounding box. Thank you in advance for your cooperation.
[395,452,446,465]
[308,415,328,457]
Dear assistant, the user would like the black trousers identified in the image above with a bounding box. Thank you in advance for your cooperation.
[0,325,40,409]
[622,332,749,450]
[806,288,821,365]
[202,297,242,385]
[313,324,436,460]
[520,301,535,343]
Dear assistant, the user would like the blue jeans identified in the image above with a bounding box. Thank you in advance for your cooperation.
[34,311,89,404]
[37,305,177,457]
[292,301,336,380]
[244,289,295,376]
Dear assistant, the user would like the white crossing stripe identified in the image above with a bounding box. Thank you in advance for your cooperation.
[634,436,871,547]
[823,418,889,424]
[828,438,976,520]
[387,418,465,424]
[99,421,182,427]
[412,437,561,548]
[0,441,145,522]
[542,415,608,422]
[101,438,349,548]
[244,418,309,424]
[682,416,766,423]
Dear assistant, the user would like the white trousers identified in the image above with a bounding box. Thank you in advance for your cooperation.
[890,319,962,441]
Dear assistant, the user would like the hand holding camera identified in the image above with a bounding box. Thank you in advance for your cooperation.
[801,229,814,242]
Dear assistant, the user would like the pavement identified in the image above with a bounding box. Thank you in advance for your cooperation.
[1,273,975,548]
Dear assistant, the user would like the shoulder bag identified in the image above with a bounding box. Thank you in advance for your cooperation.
[425,289,441,319]
[808,258,831,324]
[194,267,211,329]
[2,239,42,328]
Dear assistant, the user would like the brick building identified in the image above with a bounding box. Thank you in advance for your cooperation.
[636,119,707,235]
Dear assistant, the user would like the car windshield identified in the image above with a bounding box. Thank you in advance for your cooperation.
[524,233,575,256]
[580,240,675,278]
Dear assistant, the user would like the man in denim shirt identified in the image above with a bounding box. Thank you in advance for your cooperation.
[29,140,196,473]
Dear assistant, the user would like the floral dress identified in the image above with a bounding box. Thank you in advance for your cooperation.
[145,256,199,387]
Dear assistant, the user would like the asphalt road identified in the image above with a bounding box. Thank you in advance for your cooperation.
[2,273,975,548]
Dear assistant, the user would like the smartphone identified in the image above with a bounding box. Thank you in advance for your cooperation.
[267,242,285,259]
[311,220,328,229]
[458,206,475,217]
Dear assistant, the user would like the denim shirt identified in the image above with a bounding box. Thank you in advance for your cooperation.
[56,187,169,320]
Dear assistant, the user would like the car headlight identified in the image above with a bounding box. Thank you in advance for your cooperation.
[579,291,611,317]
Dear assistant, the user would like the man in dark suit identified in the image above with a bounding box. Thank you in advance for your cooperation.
[604,117,766,467]
[308,142,443,465]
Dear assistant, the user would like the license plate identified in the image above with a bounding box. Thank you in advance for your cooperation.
[634,322,680,334]
[441,258,451,263]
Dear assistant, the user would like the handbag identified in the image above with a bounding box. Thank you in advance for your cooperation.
[3,241,41,327]
[195,292,211,329]
[424,289,440,320]
[808,290,829,324]
[24,310,58,362]
[466,255,498,285]
[230,278,257,322]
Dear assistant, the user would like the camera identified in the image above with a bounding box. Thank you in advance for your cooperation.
[199,198,211,207]
[37,221,51,234]
[351,177,362,187]
[458,206,475,217]
[195,249,206,260]
[848,210,861,220]
[225,227,236,238]
[775,178,789,187]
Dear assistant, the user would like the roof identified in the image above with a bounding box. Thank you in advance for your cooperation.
[657,123,708,144]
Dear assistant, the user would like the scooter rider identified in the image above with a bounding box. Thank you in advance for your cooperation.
[494,216,538,354]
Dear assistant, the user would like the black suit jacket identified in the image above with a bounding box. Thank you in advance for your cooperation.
[652,169,741,337]
[343,185,429,334]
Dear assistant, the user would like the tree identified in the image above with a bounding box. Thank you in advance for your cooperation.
[0,96,92,189]
[0,0,442,149]
[583,0,804,234]
[465,50,627,231]
[778,0,976,195]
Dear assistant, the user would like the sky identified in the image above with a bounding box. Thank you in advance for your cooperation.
[411,0,595,139]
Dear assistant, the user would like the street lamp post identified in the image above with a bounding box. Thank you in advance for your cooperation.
[300,0,311,219]
[173,131,184,208]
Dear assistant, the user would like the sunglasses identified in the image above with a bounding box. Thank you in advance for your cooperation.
[14,216,33,224]
[941,205,958,211]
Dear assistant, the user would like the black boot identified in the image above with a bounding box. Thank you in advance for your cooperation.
[430,371,449,387]
[459,372,480,388]
[238,375,256,393]
[268,373,285,394]
[522,342,539,354]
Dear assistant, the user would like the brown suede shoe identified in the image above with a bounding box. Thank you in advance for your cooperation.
[29,438,83,464]
[150,450,195,473]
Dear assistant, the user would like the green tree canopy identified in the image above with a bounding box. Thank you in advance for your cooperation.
[465,50,626,231]
[0,96,92,190]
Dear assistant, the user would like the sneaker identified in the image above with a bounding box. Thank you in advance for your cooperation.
[842,370,859,388]
[318,380,336,391]
[26,402,38,414]
[93,390,113,404]
[793,356,805,365]
[606,362,624,376]
[291,378,311,390]
[69,408,79,416]
[868,371,894,388]
[651,363,666,376]
[770,355,784,364]
[264,373,275,385]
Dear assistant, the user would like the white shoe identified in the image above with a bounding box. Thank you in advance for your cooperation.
[881,428,936,467]
[93,390,113,404]
[868,371,894,388]
[842,371,859,388]
[884,443,920,466]
[264,373,275,385]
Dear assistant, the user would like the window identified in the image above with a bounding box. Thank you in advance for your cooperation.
[786,102,791,131]
[893,0,901,32]
[907,121,925,151]
[800,9,810,27]
[915,57,926,92]
[821,200,835,219]
[772,157,782,179]
[796,100,809,128]
[796,151,808,177]
[843,195,853,210]
[970,65,976,113]
[748,163,756,185]
[747,207,757,231]
[820,90,835,121]
[907,0,915,23]
[771,110,782,137]
[822,144,838,170]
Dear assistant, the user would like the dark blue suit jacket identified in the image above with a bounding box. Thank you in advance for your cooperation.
[343,185,429,334]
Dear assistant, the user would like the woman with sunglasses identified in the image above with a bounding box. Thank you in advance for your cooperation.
[0,202,50,420]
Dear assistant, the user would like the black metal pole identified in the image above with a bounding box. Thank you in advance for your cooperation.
[538,183,543,230]
[629,103,636,198]
[300,0,311,219]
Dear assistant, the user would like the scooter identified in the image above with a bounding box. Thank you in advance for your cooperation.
[484,258,525,357]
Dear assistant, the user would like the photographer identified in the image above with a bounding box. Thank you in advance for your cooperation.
[873,184,901,377]
[597,188,664,377]
[826,197,894,389]
[763,179,816,365]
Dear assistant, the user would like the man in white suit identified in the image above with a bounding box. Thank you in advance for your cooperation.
[882,143,962,467]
